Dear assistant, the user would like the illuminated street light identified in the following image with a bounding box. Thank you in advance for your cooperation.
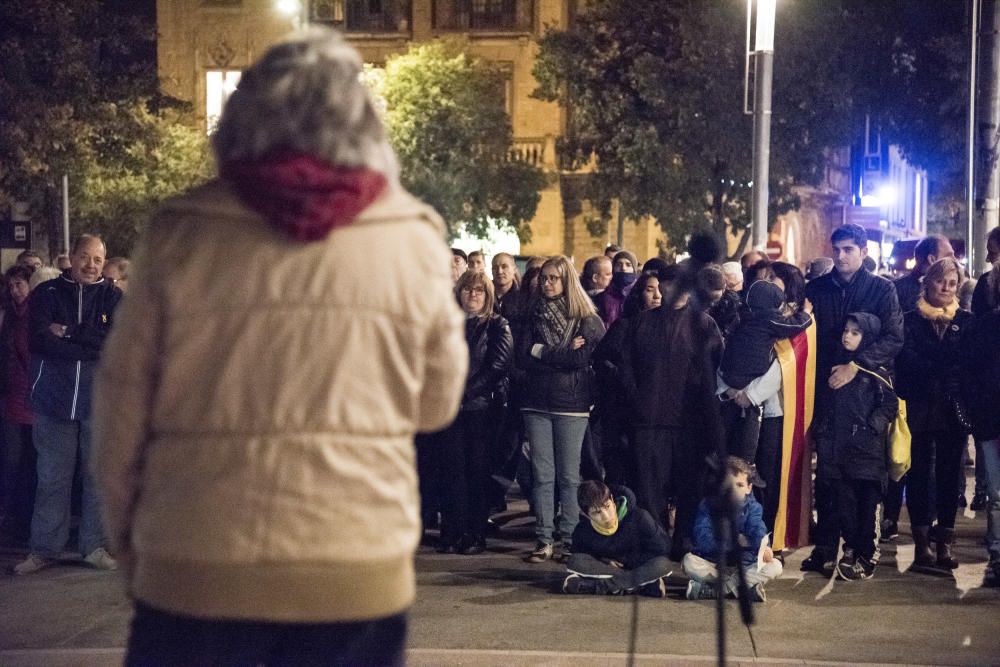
[746,0,777,250]
[275,0,304,28]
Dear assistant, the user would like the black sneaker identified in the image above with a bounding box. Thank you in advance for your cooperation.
[986,559,1000,587]
[638,576,670,598]
[971,492,988,512]
[748,583,767,602]
[879,519,899,543]
[562,573,612,594]
[839,554,875,581]
[801,551,832,573]
[836,551,857,581]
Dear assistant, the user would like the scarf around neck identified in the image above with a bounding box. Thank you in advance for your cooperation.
[533,296,574,347]
[592,496,629,536]
[916,296,958,322]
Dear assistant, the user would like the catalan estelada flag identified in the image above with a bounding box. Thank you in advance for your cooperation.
[771,316,816,551]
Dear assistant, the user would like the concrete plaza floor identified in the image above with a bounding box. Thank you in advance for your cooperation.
[1,493,998,666]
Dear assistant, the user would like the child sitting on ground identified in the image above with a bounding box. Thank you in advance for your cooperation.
[683,456,782,601]
[813,312,898,581]
[562,481,673,597]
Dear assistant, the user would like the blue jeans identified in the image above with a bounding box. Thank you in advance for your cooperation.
[30,414,105,557]
[523,411,588,546]
[981,439,1000,561]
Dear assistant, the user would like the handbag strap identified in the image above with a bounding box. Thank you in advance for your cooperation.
[854,364,894,392]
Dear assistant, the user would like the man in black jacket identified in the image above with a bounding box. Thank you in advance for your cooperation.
[893,235,954,313]
[562,481,672,596]
[800,224,903,573]
[13,235,123,576]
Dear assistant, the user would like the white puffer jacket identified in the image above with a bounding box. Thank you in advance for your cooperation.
[92,180,467,622]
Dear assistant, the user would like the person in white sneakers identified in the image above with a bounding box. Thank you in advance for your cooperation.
[13,234,122,575]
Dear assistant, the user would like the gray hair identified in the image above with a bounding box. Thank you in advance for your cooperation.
[212,27,398,182]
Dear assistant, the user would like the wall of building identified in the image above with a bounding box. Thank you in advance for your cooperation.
[156,0,667,269]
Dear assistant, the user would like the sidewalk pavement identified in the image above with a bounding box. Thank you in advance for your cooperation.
[1,498,998,666]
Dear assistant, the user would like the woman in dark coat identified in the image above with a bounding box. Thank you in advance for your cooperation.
[437,270,513,555]
[896,257,974,570]
[0,265,36,543]
[519,255,605,563]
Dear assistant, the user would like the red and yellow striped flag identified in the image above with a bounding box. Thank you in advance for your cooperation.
[772,317,817,551]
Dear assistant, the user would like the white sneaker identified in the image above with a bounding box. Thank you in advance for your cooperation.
[83,548,118,571]
[13,553,55,576]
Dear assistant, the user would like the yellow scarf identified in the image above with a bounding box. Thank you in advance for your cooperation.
[591,497,627,536]
[916,297,958,322]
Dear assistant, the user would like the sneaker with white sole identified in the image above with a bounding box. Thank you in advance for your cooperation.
[13,553,55,576]
[685,579,718,600]
[526,542,553,563]
[638,576,669,598]
[562,573,612,594]
[83,548,118,571]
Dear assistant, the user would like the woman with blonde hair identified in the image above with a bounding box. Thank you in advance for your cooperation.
[518,255,605,562]
[897,257,974,570]
[435,270,512,555]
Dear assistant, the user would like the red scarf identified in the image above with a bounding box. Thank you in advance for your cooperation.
[223,153,387,242]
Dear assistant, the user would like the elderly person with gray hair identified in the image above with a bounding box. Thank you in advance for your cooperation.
[92,28,467,666]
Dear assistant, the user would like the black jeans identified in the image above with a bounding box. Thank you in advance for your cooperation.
[631,426,701,557]
[753,416,783,533]
[126,602,406,667]
[908,429,966,530]
[812,476,839,560]
[837,478,882,561]
[439,409,491,545]
[0,421,35,538]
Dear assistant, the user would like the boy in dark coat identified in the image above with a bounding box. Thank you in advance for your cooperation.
[813,312,898,581]
[683,457,781,601]
[562,481,673,596]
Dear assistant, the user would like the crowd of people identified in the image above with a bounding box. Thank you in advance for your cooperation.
[0,27,998,665]
[428,223,1000,599]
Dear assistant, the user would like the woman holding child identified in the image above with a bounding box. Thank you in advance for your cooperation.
[896,257,974,570]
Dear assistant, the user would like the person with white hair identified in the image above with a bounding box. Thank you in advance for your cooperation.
[720,261,743,293]
[91,28,467,665]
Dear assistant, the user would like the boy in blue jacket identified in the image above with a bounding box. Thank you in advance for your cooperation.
[683,456,782,601]
[562,481,673,597]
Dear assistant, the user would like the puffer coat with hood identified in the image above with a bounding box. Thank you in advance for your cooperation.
[814,312,899,482]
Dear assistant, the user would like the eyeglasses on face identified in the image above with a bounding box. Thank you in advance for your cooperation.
[540,274,561,284]
[461,286,486,295]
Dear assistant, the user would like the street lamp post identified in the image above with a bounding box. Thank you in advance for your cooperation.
[747,0,776,251]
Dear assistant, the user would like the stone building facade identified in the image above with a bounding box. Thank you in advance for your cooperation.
[156,0,668,265]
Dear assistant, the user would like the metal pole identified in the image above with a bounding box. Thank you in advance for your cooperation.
[751,50,773,250]
[62,174,70,254]
[968,0,980,275]
[979,0,1000,276]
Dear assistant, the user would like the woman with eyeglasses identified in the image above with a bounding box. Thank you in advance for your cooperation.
[519,255,606,563]
[435,270,513,555]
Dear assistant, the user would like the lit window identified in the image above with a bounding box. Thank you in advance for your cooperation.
[206,70,242,134]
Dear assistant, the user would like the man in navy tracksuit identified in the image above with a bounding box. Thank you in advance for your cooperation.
[13,235,123,575]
